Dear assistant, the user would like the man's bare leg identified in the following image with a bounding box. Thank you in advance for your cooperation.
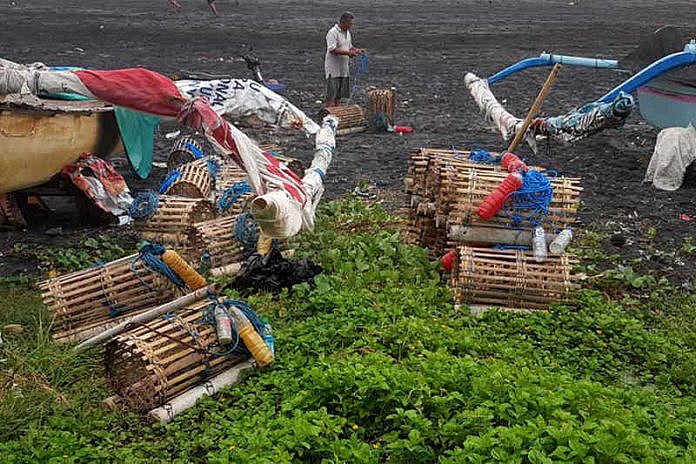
[207,0,218,15]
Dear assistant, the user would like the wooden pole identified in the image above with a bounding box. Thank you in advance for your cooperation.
[75,284,219,350]
[506,63,562,154]
[147,360,254,423]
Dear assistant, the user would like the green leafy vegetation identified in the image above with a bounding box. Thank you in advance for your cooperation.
[11,234,132,273]
[1,198,695,463]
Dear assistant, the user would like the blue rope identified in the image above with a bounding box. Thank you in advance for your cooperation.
[350,53,368,98]
[158,170,181,194]
[235,212,258,252]
[185,142,204,159]
[501,169,553,227]
[358,53,368,73]
[206,157,221,182]
[492,244,531,250]
[468,147,500,164]
[131,242,185,288]
[129,191,159,221]
[218,181,252,213]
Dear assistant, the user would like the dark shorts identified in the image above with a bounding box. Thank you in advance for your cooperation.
[326,76,350,101]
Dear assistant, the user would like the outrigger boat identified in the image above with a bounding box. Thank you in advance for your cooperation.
[480,26,696,131]
[0,94,123,193]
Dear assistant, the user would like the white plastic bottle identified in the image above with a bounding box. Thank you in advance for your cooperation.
[214,305,233,345]
[533,226,548,263]
[549,229,573,254]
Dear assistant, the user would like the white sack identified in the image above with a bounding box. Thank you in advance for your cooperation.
[644,124,696,191]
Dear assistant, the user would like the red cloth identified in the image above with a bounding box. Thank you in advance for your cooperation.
[74,69,184,117]
[73,68,308,206]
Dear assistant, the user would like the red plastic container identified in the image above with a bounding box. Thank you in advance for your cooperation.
[441,250,456,272]
[394,125,413,134]
[476,171,523,220]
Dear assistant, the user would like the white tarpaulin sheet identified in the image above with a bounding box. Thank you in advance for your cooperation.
[644,124,696,191]
[175,78,320,136]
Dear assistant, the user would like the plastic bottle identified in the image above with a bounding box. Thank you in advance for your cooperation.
[230,307,274,367]
[476,171,524,220]
[260,317,275,356]
[533,226,548,262]
[214,305,233,345]
[549,229,573,254]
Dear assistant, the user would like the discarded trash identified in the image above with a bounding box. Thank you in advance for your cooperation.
[165,130,181,139]
[61,153,133,224]
[226,247,323,295]
[681,214,694,221]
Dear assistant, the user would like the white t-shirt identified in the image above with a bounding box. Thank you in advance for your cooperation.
[325,24,352,79]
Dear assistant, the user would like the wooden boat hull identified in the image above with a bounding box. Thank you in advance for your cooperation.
[0,96,123,193]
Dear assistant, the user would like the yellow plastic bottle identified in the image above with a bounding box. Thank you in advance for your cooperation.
[230,307,274,367]
[161,249,207,290]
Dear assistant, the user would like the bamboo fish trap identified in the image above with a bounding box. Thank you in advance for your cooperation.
[367,88,396,126]
[104,299,247,411]
[162,157,216,199]
[323,105,367,135]
[186,216,249,270]
[167,136,204,171]
[135,195,218,244]
[449,247,580,312]
[38,254,178,343]
[446,169,582,233]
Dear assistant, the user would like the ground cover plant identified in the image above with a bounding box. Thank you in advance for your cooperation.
[0,198,695,463]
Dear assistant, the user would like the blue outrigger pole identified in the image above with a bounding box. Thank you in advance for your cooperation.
[487,53,619,85]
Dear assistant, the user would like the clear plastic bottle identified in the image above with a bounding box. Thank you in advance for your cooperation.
[214,305,233,345]
[260,317,275,356]
[532,226,548,262]
[549,229,573,254]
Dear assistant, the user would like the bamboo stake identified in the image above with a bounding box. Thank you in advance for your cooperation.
[76,284,219,350]
[147,360,254,423]
[507,63,562,153]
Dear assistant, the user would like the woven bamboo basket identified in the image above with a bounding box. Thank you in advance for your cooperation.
[367,88,396,125]
[38,254,178,343]
[446,169,582,232]
[104,299,247,411]
[186,216,247,269]
[449,247,580,311]
[323,105,367,135]
[136,196,218,244]
[167,137,204,171]
[163,158,214,199]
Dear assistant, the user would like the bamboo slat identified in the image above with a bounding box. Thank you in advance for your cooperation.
[448,246,580,312]
[37,254,179,343]
[104,299,247,411]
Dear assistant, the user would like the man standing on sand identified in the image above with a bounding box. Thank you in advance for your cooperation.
[325,12,366,107]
